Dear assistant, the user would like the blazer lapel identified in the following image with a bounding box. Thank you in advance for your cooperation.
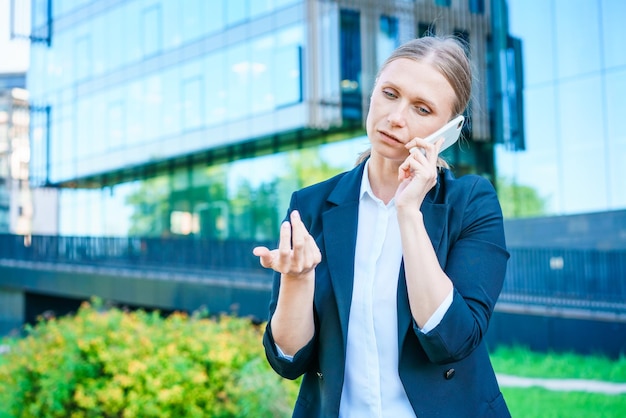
[322,163,364,345]
[397,178,450,350]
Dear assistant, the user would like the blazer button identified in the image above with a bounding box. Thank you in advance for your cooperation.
[316,371,324,380]
[444,368,456,380]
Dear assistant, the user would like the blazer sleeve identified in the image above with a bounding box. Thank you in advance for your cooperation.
[416,175,509,364]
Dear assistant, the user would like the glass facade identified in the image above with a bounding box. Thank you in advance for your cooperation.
[27,0,496,239]
[495,0,626,217]
[29,0,305,185]
[56,137,369,238]
[0,86,31,234]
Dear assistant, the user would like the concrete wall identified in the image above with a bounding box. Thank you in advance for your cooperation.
[0,288,24,336]
[0,261,272,331]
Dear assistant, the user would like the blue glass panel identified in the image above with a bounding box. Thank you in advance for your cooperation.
[508,0,555,86]
[226,0,247,26]
[340,9,362,121]
[180,0,203,42]
[107,101,125,150]
[182,76,203,130]
[74,35,92,81]
[273,46,302,107]
[602,0,626,69]
[206,0,225,35]
[469,0,485,14]
[161,68,181,137]
[76,96,94,159]
[104,7,123,72]
[204,52,226,126]
[495,84,560,215]
[141,5,162,57]
[605,69,626,208]
[554,0,601,79]
[559,75,607,213]
[227,43,250,120]
[250,36,274,114]
[144,75,164,141]
[122,1,142,64]
[378,15,399,68]
[127,79,145,144]
[162,0,183,50]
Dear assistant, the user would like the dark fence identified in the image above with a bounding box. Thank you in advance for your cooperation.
[0,234,273,273]
[1,234,625,315]
[501,247,626,314]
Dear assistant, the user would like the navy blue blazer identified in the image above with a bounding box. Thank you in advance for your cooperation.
[263,160,511,418]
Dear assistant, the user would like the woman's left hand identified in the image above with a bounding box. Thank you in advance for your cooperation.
[396,137,444,207]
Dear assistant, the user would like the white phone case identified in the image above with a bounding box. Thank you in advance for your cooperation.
[422,114,465,153]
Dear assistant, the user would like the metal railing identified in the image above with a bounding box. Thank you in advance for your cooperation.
[0,234,273,276]
[1,234,625,314]
[500,247,626,314]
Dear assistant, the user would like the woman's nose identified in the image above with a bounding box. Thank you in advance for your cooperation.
[387,106,407,127]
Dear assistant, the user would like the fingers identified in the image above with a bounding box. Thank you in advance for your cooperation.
[253,246,274,269]
[405,137,442,160]
[289,210,322,270]
[252,210,321,276]
[398,137,443,187]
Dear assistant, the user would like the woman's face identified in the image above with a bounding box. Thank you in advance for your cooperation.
[366,58,457,164]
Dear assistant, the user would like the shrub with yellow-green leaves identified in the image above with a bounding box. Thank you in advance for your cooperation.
[0,300,299,418]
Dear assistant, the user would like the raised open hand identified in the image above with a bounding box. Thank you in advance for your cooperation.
[253,210,321,280]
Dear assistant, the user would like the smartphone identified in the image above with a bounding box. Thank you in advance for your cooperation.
[417,115,465,154]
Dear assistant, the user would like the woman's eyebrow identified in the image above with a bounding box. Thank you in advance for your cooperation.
[383,80,436,104]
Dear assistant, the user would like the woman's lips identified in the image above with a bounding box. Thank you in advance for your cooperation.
[380,130,403,145]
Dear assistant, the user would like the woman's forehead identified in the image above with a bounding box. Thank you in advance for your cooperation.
[377,58,456,106]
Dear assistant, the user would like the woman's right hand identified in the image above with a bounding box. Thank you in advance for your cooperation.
[253,210,321,280]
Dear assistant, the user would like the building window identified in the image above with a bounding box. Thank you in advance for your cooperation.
[340,9,362,121]
[182,77,203,130]
[378,16,399,68]
[469,0,485,14]
[75,36,92,81]
[107,101,125,150]
[418,22,436,37]
[453,29,470,56]
[226,0,248,26]
[17,0,52,46]
[141,5,162,58]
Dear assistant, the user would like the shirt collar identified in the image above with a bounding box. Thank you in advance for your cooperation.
[360,159,396,207]
[359,159,374,201]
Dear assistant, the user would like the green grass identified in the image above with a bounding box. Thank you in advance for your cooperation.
[501,387,626,418]
[490,345,626,382]
[490,346,626,418]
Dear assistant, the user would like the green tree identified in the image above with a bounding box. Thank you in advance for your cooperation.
[229,178,280,241]
[285,147,347,189]
[126,176,170,237]
[123,147,347,240]
[496,176,548,218]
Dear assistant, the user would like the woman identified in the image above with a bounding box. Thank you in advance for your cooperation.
[253,36,511,417]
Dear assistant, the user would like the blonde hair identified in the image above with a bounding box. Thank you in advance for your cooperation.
[357,35,472,168]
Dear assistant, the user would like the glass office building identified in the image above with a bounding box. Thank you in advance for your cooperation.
[25,0,500,239]
[0,75,32,235]
[495,0,626,217]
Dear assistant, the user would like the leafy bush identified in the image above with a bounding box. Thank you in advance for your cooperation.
[0,300,299,418]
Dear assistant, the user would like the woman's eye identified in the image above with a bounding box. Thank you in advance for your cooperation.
[415,106,430,115]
